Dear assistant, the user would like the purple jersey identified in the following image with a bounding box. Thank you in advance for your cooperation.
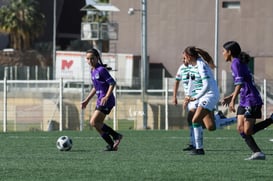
[91,65,116,108]
[231,58,263,107]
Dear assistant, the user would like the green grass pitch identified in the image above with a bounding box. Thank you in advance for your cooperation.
[0,129,273,181]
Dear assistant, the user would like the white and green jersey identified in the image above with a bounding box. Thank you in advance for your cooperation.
[187,63,202,97]
[190,58,219,100]
[175,64,192,96]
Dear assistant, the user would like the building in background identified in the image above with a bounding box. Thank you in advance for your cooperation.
[1,0,273,89]
[109,0,273,90]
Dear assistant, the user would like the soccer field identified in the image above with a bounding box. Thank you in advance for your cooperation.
[0,129,272,181]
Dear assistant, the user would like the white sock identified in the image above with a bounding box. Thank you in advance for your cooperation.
[215,117,237,128]
[193,126,203,149]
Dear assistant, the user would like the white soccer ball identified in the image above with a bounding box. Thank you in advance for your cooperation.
[56,136,73,151]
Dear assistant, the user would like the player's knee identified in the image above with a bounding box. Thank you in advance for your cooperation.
[207,125,216,131]
[244,130,253,136]
[205,121,216,131]
[90,119,96,127]
[237,125,243,133]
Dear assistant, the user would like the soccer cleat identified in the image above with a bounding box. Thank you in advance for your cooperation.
[113,134,123,150]
[104,145,118,151]
[190,148,205,155]
[183,144,195,151]
[216,111,226,119]
[244,152,265,160]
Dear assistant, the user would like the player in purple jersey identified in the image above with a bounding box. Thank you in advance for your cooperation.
[81,48,122,151]
[221,41,273,160]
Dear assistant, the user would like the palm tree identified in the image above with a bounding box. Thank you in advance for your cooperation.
[0,0,45,50]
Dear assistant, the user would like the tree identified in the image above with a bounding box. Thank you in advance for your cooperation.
[0,0,45,50]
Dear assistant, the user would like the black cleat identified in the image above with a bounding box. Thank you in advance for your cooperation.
[113,134,123,150]
[217,111,226,119]
[190,148,205,155]
[104,145,118,151]
[183,144,195,151]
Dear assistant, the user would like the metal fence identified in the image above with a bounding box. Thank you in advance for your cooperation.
[1,78,273,132]
[0,66,53,80]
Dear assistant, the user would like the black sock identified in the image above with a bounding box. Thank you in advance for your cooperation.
[241,133,261,152]
[253,118,272,134]
[101,133,114,146]
[102,124,119,138]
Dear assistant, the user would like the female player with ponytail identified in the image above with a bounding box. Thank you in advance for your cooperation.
[222,41,273,160]
[183,46,219,155]
[81,48,122,151]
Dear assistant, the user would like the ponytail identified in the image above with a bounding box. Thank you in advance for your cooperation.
[195,48,216,69]
[184,46,216,69]
[239,52,251,64]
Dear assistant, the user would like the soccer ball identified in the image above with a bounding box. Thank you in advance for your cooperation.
[56,136,73,151]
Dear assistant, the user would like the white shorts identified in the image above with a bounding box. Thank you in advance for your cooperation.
[187,99,199,111]
[198,94,220,111]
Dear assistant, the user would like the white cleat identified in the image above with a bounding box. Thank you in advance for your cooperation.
[244,152,265,160]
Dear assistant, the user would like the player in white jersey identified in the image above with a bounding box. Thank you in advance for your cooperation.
[174,52,237,153]
[186,55,237,128]
[189,58,220,112]
[173,59,199,151]
[183,46,220,155]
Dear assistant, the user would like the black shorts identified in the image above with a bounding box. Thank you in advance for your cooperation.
[237,105,262,119]
[95,106,113,115]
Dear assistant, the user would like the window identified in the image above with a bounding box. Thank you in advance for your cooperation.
[222,1,240,9]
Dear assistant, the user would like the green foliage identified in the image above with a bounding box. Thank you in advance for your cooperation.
[0,0,45,50]
[0,130,273,180]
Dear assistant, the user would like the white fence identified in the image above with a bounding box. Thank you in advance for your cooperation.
[0,78,272,132]
[0,79,85,132]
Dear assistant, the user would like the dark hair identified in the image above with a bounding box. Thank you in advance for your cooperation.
[223,41,241,57]
[86,48,112,70]
[223,41,251,64]
[184,46,216,69]
[238,52,251,64]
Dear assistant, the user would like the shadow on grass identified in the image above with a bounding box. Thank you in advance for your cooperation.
[206,149,243,152]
